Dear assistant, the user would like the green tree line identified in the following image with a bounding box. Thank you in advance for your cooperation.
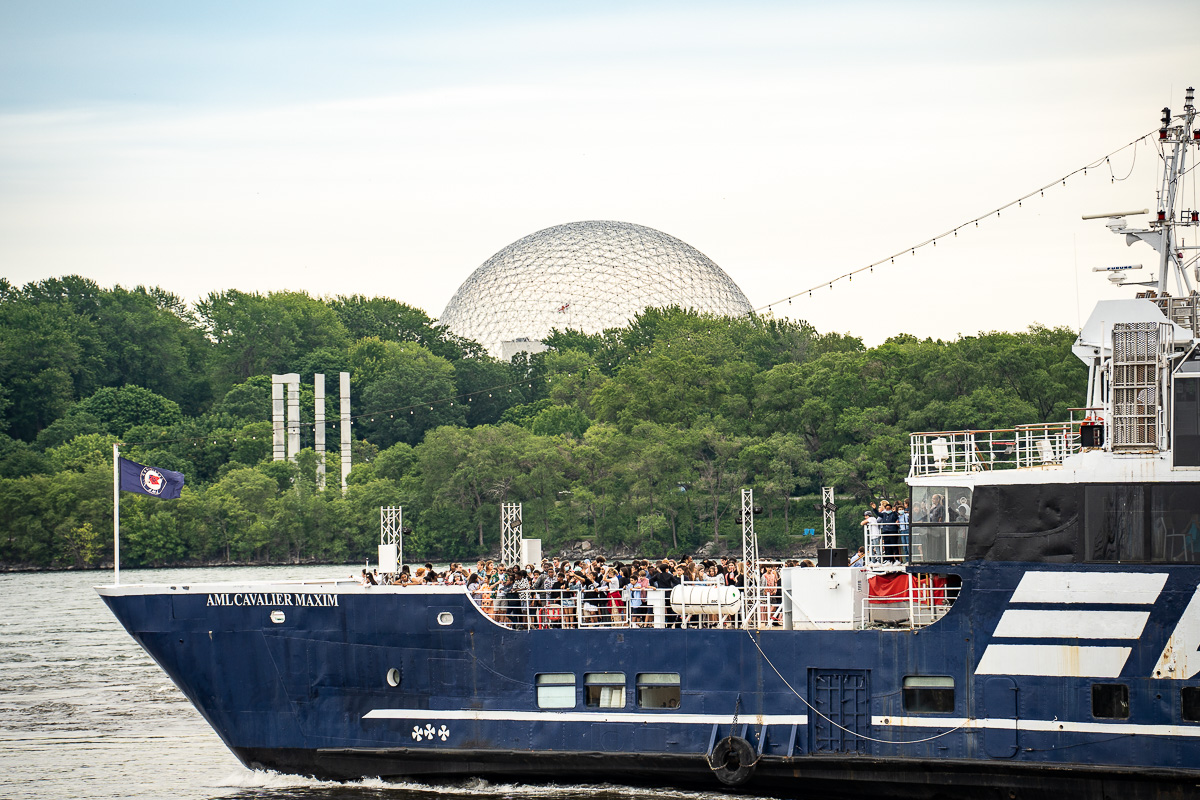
[0,276,1086,568]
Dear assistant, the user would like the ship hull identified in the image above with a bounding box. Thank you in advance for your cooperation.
[98,559,1200,799]
[232,745,1200,799]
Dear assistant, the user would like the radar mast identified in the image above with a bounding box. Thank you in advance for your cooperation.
[1088,87,1199,295]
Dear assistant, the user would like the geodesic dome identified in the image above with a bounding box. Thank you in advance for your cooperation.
[439,220,753,358]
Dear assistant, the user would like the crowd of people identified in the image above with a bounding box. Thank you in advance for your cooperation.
[356,554,821,629]
[351,500,929,627]
[859,499,911,562]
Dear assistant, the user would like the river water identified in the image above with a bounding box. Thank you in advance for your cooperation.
[1,565,792,800]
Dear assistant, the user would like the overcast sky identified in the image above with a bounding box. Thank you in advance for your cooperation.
[2,1,1198,345]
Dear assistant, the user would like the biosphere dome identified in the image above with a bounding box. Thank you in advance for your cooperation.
[440,220,753,358]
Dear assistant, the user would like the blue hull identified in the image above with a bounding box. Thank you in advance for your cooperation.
[99,560,1200,799]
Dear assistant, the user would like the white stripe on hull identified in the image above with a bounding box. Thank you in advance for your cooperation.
[975,644,1132,677]
[362,708,1200,739]
[364,708,807,725]
[1009,572,1167,605]
[873,715,1200,738]
[992,610,1150,639]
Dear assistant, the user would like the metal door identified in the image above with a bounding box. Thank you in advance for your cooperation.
[809,669,870,754]
[981,677,1018,757]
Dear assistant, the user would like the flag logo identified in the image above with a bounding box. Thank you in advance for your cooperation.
[140,466,166,495]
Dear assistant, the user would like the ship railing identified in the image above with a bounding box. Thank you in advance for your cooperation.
[861,521,911,567]
[469,587,657,630]
[909,421,1080,476]
[857,573,959,630]
[466,584,774,630]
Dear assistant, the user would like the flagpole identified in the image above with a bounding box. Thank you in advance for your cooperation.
[113,442,120,586]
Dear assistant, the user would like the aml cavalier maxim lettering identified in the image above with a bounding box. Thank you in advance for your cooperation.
[205,593,339,607]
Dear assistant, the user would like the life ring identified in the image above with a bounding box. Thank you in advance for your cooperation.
[710,735,756,786]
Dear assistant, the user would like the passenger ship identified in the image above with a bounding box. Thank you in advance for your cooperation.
[100,90,1200,799]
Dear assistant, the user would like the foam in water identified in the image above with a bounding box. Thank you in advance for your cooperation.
[218,770,781,800]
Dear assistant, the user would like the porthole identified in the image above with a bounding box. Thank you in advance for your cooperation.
[386,668,401,687]
[437,612,454,626]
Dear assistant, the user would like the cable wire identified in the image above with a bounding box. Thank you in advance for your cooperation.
[755,128,1159,313]
[745,629,969,746]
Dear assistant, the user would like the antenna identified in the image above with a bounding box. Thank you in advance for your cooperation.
[1092,264,1145,286]
[1089,87,1198,297]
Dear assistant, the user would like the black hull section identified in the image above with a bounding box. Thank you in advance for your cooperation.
[235,746,1200,800]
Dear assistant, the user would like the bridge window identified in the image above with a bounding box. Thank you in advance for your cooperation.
[910,486,971,563]
[636,672,680,709]
[902,676,955,713]
[1183,687,1200,722]
[536,673,575,709]
[1085,484,1200,564]
[1086,485,1145,561]
[1092,683,1129,719]
[585,672,626,709]
[1175,376,1200,467]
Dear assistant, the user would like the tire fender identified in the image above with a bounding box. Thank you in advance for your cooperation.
[709,735,756,786]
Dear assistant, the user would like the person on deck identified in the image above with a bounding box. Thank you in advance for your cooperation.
[877,501,900,561]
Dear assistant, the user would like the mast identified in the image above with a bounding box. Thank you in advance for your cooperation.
[1154,90,1197,295]
[1104,88,1199,296]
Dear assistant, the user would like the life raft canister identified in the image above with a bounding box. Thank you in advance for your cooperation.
[710,735,756,786]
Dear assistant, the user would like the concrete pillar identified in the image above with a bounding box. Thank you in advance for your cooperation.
[271,377,286,461]
[340,371,351,491]
[315,373,326,490]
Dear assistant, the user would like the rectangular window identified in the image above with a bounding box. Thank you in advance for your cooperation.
[1182,687,1200,722]
[1086,486,1145,562]
[584,672,626,708]
[1150,485,1200,563]
[1092,683,1129,719]
[536,673,575,709]
[636,672,681,709]
[1175,377,1200,467]
[910,486,971,563]
[902,676,955,713]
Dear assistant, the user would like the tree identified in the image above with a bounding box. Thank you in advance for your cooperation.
[74,386,184,437]
[352,340,465,447]
[207,467,280,562]
[0,292,89,440]
[197,290,350,393]
[46,433,119,473]
[331,295,473,360]
[0,435,49,478]
[63,521,101,567]
[530,406,590,439]
[689,422,747,545]
[93,285,212,414]
[454,355,526,427]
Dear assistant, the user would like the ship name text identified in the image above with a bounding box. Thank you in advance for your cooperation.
[205,592,339,608]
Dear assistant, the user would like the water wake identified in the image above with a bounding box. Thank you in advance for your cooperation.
[217,770,777,800]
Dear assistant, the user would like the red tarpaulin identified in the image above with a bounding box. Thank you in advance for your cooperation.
[868,573,949,605]
[867,573,911,603]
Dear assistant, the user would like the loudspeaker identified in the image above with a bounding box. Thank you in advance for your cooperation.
[1080,423,1104,448]
[817,548,848,568]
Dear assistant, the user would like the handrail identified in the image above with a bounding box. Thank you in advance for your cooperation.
[858,575,960,630]
[910,421,1081,476]
[464,582,781,631]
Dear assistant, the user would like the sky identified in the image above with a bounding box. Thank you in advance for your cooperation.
[2,1,1198,345]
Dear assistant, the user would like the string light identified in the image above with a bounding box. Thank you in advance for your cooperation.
[753,127,1155,313]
